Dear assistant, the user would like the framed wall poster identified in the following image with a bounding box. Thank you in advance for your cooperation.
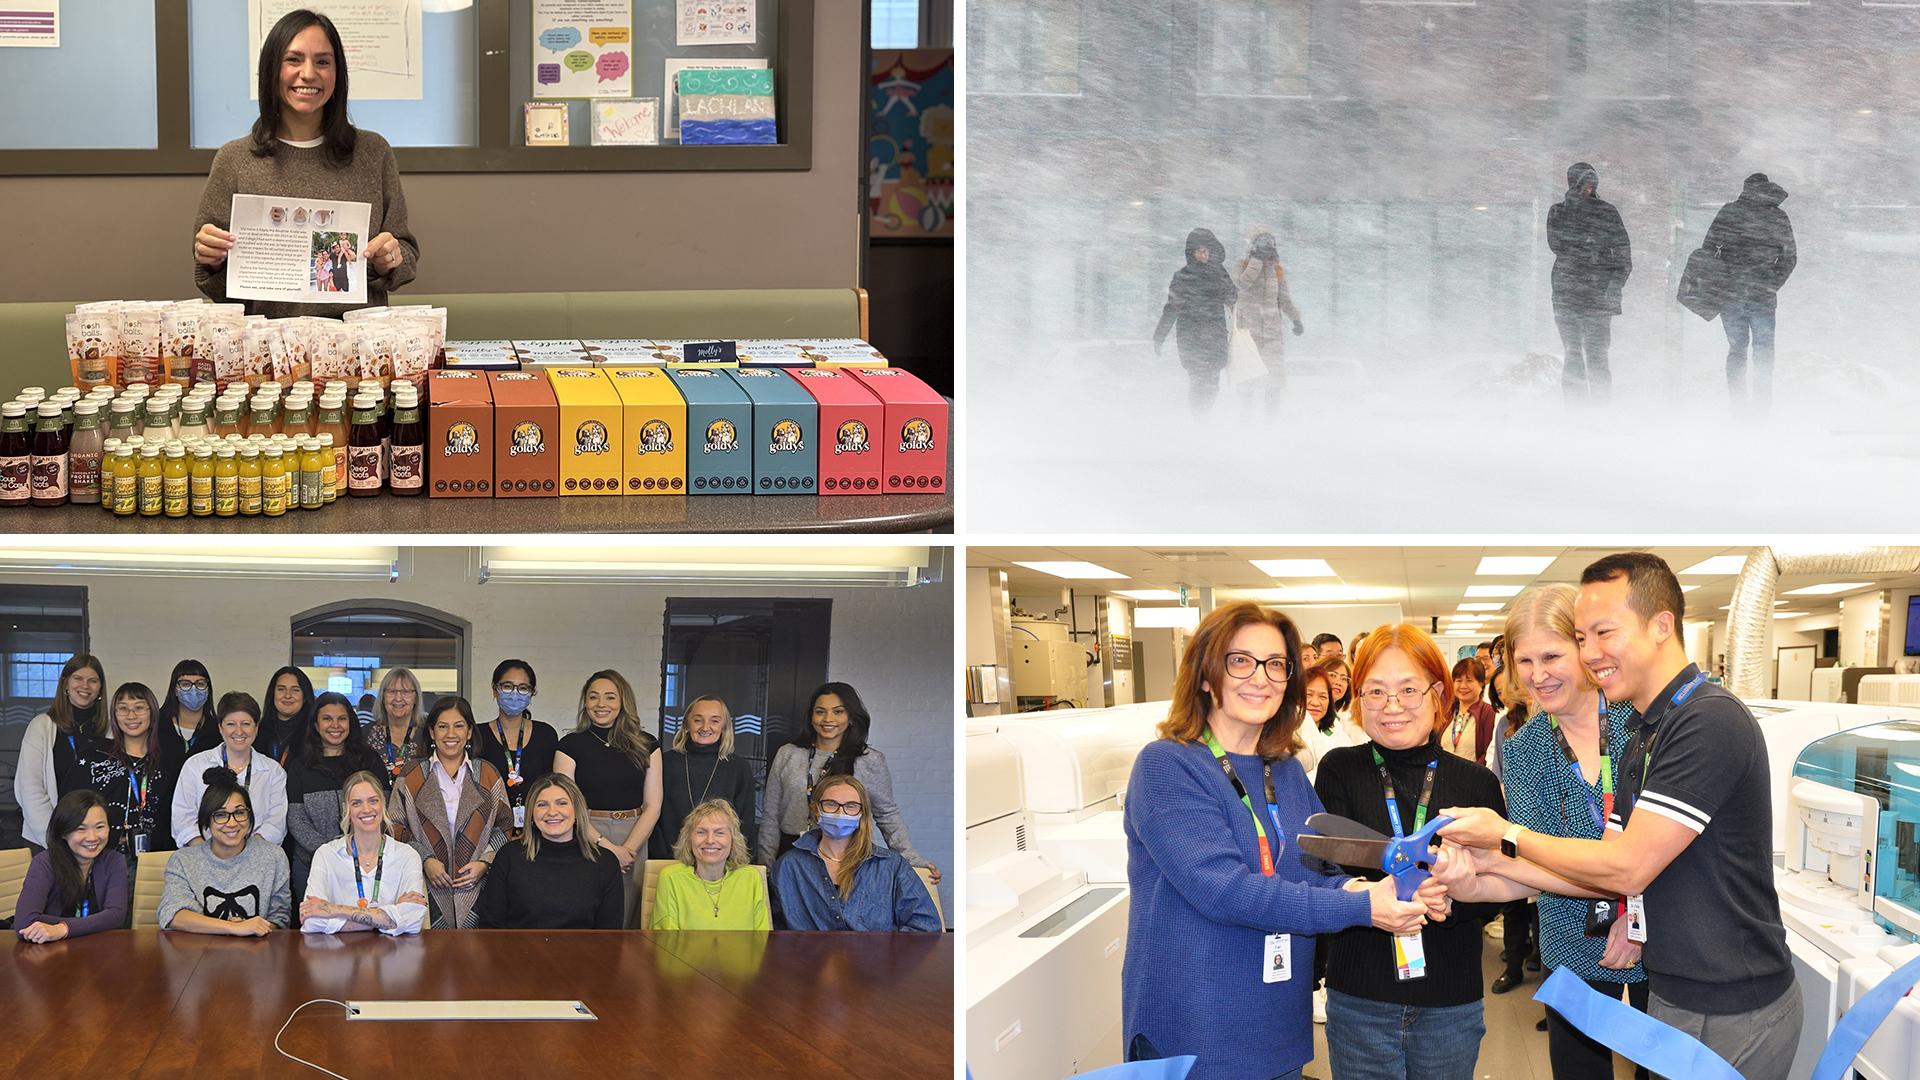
[531,0,634,100]
[523,101,570,145]
[590,98,659,145]
[868,49,953,238]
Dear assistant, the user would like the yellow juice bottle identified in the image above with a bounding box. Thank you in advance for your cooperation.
[262,446,288,517]
[213,445,238,517]
[189,444,214,517]
[238,446,262,516]
[318,433,338,502]
[136,444,163,516]
[299,438,325,510]
[109,446,137,516]
[161,444,189,517]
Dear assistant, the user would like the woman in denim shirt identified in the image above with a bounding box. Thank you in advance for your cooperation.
[772,774,939,932]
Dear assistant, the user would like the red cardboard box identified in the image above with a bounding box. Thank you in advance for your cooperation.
[844,367,946,494]
[427,370,493,497]
[487,370,560,497]
[785,367,884,495]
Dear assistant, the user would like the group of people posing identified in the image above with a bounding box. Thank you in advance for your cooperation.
[1122,552,1797,1080]
[11,659,942,944]
[1155,167,1797,417]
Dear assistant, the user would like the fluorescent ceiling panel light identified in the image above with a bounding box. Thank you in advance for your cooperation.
[481,545,931,587]
[1772,611,1810,619]
[1464,584,1524,598]
[1219,585,1403,604]
[1011,561,1128,580]
[1680,556,1749,575]
[1782,582,1875,596]
[1249,559,1336,577]
[1115,589,1181,601]
[1457,603,1505,612]
[0,544,400,580]
[1475,556,1555,575]
[1134,607,1202,630]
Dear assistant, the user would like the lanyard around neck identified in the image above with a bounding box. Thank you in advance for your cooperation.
[1371,744,1437,838]
[221,745,252,788]
[495,718,526,776]
[1202,730,1282,876]
[350,834,384,908]
[1550,694,1614,828]
[1626,671,1708,811]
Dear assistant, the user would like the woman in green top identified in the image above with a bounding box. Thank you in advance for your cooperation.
[192,9,417,318]
[652,798,770,931]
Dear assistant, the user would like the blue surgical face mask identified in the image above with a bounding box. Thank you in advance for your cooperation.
[817,812,860,839]
[177,686,209,712]
[497,690,532,716]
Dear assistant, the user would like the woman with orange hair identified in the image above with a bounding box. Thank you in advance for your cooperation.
[1121,603,1436,1080]
[1312,623,1505,1080]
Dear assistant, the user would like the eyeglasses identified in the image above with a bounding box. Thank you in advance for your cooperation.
[175,680,209,692]
[1359,683,1440,710]
[209,808,252,825]
[818,800,864,816]
[1224,651,1292,681]
[497,683,533,695]
[384,688,417,699]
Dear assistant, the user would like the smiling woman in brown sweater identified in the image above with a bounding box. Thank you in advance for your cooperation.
[192,9,418,319]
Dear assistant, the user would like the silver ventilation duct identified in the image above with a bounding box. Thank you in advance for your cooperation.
[1725,547,1920,698]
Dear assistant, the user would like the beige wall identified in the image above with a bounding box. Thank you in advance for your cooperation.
[0,5,861,303]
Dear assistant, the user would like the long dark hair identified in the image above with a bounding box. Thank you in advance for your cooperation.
[491,659,537,718]
[417,695,477,759]
[795,682,871,777]
[250,9,357,166]
[262,665,317,759]
[156,659,213,729]
[48,789,109,913]
[299,691,385,779]
[49,654,106,736]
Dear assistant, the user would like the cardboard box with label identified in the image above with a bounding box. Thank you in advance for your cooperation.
[606,367,688,494]
[486,370,560,497]
[664,367,752,495]
[442,340,522,371]
[798,339,891,368]
[427,370,494,497]
[786,367,885,495]
[582,340,669,365]
[727,368,818,495]
[735,340,816,368]
[668,340,744,369]
[544,367,623,495]
[846,367,946,494]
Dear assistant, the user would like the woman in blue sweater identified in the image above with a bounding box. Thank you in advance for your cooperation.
[1122,603,1439,1080]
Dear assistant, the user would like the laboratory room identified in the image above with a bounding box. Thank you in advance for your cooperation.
[963,545,1920,1080]
[0,541,953,1075]
[0,2,953,534]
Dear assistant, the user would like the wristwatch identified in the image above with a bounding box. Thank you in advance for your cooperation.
[1500,824,1527,859]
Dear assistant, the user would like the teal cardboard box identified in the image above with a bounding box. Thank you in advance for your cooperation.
[664,367,753,494]
[726,368,818,495]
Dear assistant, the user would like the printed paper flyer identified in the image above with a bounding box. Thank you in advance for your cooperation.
[226,194,373,305]
[532,0,633,99]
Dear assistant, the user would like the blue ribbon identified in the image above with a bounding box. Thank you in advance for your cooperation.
[1533,968,1743,1080]
[1537,953,1920,1080]
[1075,1056,1197,1080]
[1810,952,1920,1080]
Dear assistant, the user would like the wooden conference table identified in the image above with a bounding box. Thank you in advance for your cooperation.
[0,929,953,1077]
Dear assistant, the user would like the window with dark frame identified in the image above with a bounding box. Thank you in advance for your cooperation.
[290,605,467,709]
[0,584,88,845]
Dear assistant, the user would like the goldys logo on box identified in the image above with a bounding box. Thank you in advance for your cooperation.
[637,419,673,454]
[678,369,719,378]
[497,372,535,381]
[555,369,598,379]
[835,419,869,455]
[442,370,478,380]
[614,369,659,379]
[444,421,481,457]
[509,421,546,457]
[736,369,775,378]
[574,420,610,456]
[770,419,805,453]
[900,418,935,452]
[704,419,738,454]
[793,369,834,379]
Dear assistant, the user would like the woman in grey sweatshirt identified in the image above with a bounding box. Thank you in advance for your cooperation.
[160,769,291,935]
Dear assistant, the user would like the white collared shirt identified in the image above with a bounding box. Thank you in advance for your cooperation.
[171,745,289,849]
[435,755,470,833]
[300,833,428,936]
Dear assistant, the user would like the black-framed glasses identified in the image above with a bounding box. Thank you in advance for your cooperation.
[1225,652,1292,681]
[175,680,208,692]
[1359,683,1440,710]
[819,800,864,816]
[496,682,533,695]
[209,808,252,825]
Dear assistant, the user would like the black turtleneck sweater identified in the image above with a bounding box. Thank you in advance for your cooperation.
[473,836,625,929]
[650,743,760,859]
[1312,737,1506,1007]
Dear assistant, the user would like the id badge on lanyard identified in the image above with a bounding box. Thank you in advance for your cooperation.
[1394,930,1427,981]
[513,804,527,830]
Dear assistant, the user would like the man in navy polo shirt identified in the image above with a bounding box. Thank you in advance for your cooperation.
[1441,552,1799,1079]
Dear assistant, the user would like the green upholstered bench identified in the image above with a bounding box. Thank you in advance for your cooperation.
[0,288,869,389]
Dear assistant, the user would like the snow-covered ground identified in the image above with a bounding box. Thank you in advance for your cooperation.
[966,343,1919,532]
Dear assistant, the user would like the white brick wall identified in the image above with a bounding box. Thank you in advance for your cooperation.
[0,547,954,914]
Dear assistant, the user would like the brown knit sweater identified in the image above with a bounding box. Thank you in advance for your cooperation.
[193,130,419,319]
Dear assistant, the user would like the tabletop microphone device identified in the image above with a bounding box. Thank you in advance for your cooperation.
[344,1000,598,1021]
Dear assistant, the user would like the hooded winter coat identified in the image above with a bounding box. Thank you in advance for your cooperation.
[1546,163,1632,316]
[1232,231,1303,343]
[1705,173,1796,308]
[1154,228,1238,372]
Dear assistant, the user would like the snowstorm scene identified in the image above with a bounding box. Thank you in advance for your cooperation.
[965,1,1920,530]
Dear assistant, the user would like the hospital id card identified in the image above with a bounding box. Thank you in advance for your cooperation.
[1263,933,1292,983]
[1625,894,1647,943]
[513,805,526,830]
[1394,931,1427,981]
